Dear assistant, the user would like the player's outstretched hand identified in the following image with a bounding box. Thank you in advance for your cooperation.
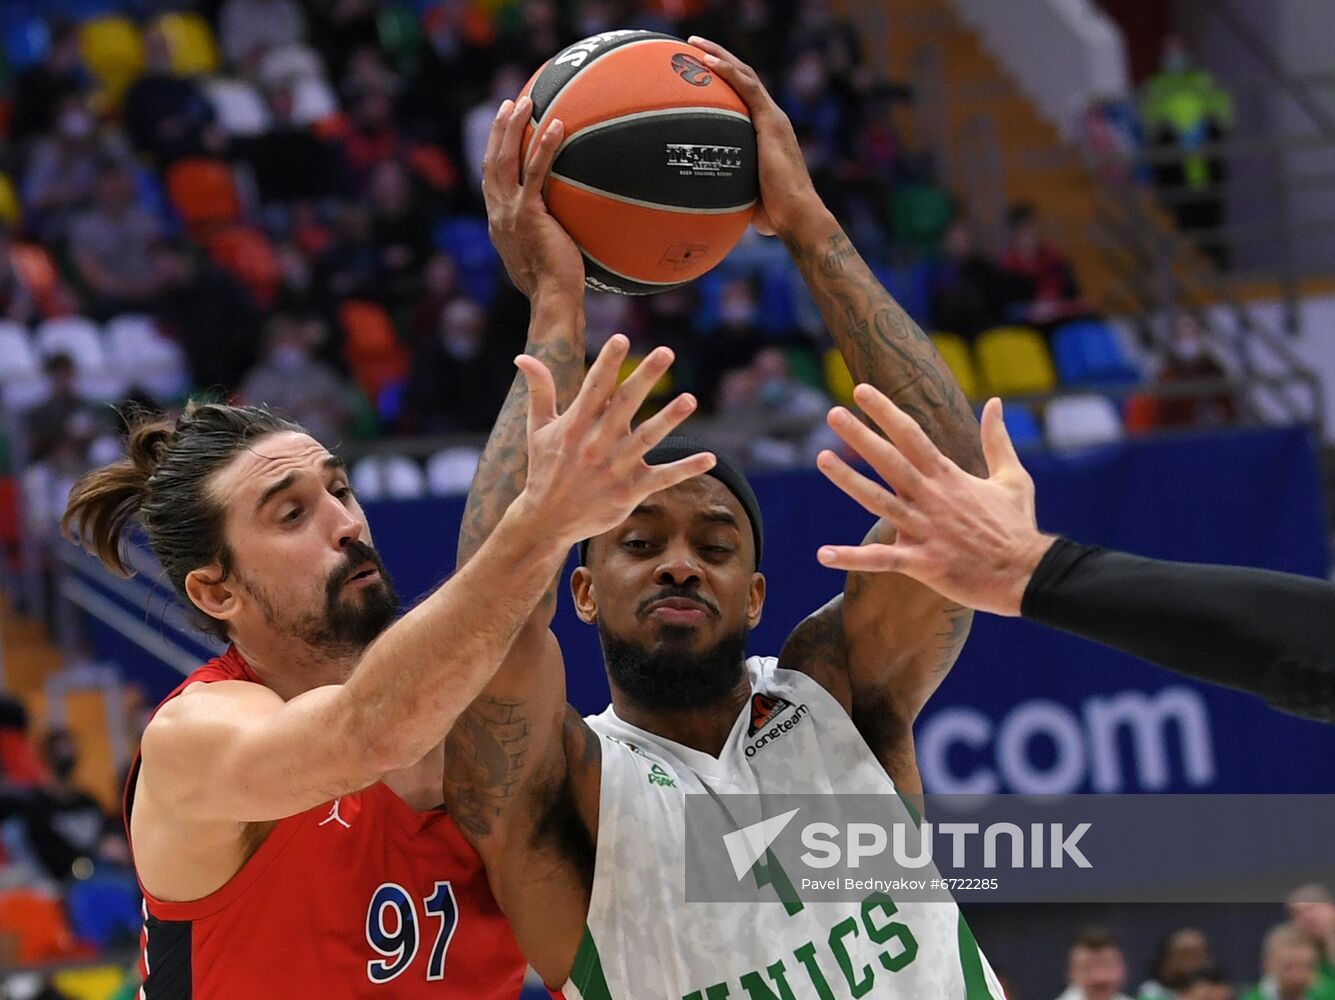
[515,334,714,546]
[815,387,1056,616]
[482,95,584,300]
[687,35,822,239]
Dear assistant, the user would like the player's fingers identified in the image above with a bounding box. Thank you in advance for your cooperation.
[826,406,925,497]
[568,334,631,424]
[687,36,772,108]
[495,96,531,193]
[522,118,564,193]
[480,99,514,196]
[816,450,923,535]
[816,542,927,577]
[853,384,951,476]
[639,451,717,495]
[515,354,558,435]
[980,397,1023,480]
[602,346,675,431]
[624,392,698,457]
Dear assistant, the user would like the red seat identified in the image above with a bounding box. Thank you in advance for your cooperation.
[207,226,282,308]
[0,890,92,965]
[166,158,242,236]
[340,301,408,404]
[1123,393,1160,433]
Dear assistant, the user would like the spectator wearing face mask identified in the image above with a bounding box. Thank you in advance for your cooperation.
[697,276,768,413]
[708,347,838,468]
[66,159,164,319]
[1153,314,1236,429]
[238,314,356,444]
[21,95,136,244]
[19,729,125,883]
[400,296,509,434]
[8,21,89,147]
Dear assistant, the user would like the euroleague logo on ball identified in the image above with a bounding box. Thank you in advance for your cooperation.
[672,52,713,87]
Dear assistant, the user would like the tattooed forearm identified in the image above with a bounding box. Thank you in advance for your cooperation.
[456,312,583,569]
[442,696,531,837]
[783,226,984,474]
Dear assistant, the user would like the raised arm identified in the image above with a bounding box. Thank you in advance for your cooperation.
[819,390,1335,724]
[140,338,710,832]
[692,39,982,774]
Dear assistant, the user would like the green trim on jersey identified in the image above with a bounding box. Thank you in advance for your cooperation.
[957,913,994,999]
[570,928,613,1000]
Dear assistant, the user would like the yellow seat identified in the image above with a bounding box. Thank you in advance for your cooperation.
[154,12,219,76]
[823,348,855,408]
[51,966,127,1000]
[80,17,146,106]
[929,332,980,401]
[0,174,20,229]
[975,326,1057,397]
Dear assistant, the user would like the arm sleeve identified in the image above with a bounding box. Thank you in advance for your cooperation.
[1020,537,1335,723]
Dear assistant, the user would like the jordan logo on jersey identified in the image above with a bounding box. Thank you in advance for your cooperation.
[749,694,792,736]
[319,798,351,829]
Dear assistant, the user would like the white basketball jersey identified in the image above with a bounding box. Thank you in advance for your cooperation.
[564,656,1004,1000]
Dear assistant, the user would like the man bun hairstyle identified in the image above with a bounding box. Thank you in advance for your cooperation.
[62,402,304,639]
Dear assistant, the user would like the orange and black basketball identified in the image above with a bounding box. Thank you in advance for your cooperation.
[520,31,759,295]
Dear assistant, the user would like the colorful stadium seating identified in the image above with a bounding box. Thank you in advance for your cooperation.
[1051,319,1141,387]
[154,12,219,76]
[165,158,242,236]
[975,325,1057,397]
[930,332,981,401]
[79,16,144,106]
[822,347,855,408]
[1045,393,1124,450]
[207,226,282,308]
[340,300,410,407]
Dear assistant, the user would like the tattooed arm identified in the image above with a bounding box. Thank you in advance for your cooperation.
[694,39,982,787]
[442,99,594,977]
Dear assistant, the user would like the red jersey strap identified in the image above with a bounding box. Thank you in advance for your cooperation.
[125,646,308,922]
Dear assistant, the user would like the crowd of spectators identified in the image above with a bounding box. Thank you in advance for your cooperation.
[1047,897,1335,1000]
[0,0,1133,518]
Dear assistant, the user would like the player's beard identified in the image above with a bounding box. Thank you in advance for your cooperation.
[599,621,749,711]
[241,540,401,662]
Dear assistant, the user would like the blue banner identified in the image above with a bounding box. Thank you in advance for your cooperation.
[83,425,1335,793]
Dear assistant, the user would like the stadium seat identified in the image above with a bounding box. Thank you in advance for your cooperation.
[889,183,954,256]
[1123,392,1159,434]
[51,965,129,1000]
[823,348,855,407]
[154,12,219,76]
[975,326,1057,397]
[35,316,104,372]
[204,78,270,137]
[930,332,980,401]
[166,158,242,236]
[65,874,141,951]
[0,889,91,965]
[0,321,38,383]
[378,5,423,69]
[340,301,410,405]
[426,447,481,496]
[207,226,282,308]
[1051,319,1141,387]
[351,454,426,501]
[79,16,145,106]
[10,243,65,318]
[291,73,340,126]
[0,172,20,228]
[2,14,49,76]
[104,314,189,400]
[1000,402,1043,450]
[434,217,500,303]
[1045,394,1124,450]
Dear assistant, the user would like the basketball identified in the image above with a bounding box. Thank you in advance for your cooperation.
[520,31,760,295]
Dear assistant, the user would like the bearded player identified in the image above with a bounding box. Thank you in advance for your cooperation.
[61,284,712,995]
[444,38,1002,1000]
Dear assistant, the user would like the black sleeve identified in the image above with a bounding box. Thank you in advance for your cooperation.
[1020,537,1335,723]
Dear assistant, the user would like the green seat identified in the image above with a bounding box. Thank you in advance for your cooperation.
[377,6,422,71]
[890,183,954,257]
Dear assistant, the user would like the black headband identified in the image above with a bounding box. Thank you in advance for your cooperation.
[577,436,763,567]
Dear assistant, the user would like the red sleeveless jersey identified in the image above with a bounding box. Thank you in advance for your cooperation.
[126,647,527,999]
